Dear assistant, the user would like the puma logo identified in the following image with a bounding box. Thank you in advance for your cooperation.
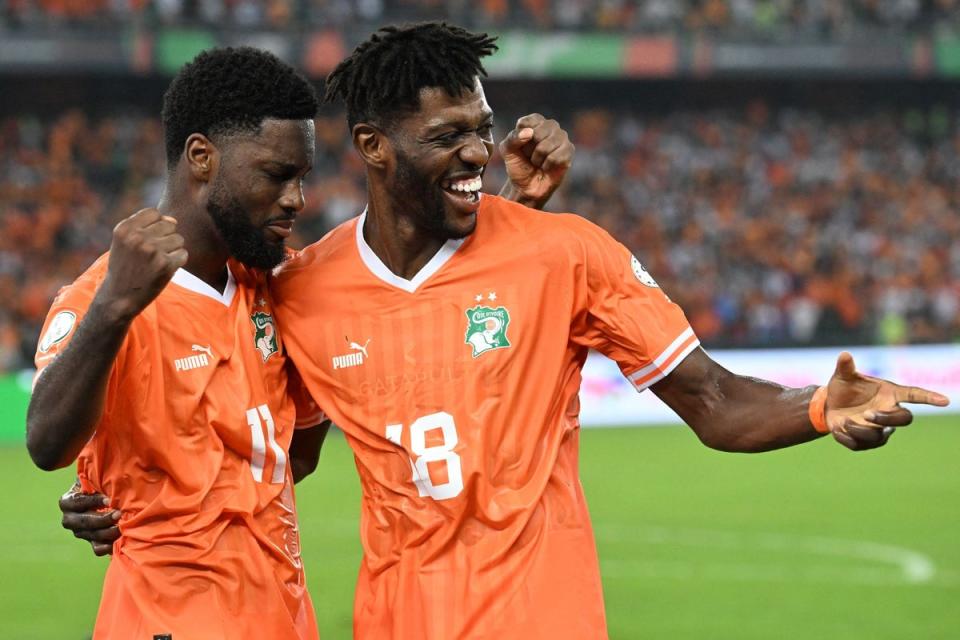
[191,344,213,358]
[333,338,370,371]
[176,344,213,372]
[349,339,370,358]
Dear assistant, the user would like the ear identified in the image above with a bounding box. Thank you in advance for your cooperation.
[184,133,218,182]
[352,123,391,171]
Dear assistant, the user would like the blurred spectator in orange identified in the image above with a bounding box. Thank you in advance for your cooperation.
[2,99,959,374]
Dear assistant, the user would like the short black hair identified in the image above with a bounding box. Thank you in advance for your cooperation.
[162,46,318,168]
[324,22,498,130]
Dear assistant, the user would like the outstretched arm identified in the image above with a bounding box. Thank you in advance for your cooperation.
[27,209,186,470]
[497,113,574,210]
[652,348,949,453]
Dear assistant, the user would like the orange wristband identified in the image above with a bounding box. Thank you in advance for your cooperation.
[808,385,829,433]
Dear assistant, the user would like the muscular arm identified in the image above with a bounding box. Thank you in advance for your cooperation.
[652,348,948,453]
[26,301,133,470]
[652,348,824,453]
[289,420,331,483]
[26,208,186,471]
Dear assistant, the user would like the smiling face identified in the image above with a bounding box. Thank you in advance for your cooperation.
[206,118,315,269]
[385,77,494,240]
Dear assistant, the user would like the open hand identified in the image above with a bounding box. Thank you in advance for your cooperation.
[824,352,949,451]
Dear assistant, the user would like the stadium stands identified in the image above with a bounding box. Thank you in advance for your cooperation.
[3,0,960,35]
[2,99,958,374]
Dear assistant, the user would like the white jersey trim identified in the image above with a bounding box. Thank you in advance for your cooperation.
[355,210,465,294]
[170,266,237,307]
[627,327,700,392]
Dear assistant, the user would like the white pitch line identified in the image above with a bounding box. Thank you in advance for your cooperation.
[593,524,943,587]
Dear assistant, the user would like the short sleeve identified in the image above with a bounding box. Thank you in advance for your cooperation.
[33,278,98,384]
[287,364,326,429]
[569,218,699,392]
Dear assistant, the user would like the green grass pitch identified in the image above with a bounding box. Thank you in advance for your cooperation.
[1,417,958,639]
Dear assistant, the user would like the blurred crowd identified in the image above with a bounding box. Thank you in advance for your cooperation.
[1,102,958,373]
[549,103,960,349]
[3,0,960,35]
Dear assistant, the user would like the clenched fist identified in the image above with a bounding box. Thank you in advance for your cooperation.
[97,208,188,322]
[498,113,574,208]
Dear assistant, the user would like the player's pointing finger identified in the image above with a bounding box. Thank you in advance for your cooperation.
[894,385,950,407]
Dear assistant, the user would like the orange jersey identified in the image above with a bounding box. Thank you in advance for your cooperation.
[272,195,699,639]
[34,255,322,640]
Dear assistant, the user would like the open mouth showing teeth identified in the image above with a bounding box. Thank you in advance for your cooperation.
[443,176,483,203]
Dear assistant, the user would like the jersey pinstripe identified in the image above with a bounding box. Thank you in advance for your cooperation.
[34,256,318,640]
[272,195,698,640]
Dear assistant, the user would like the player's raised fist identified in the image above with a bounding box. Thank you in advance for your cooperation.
[98,208,188,321]
[499,113,574,207]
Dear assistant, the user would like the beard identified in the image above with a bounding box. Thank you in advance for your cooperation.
[394,149,473,241]
[207,176,285,270]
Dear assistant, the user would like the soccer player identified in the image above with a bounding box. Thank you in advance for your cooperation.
[60,23,948,640]
[26,47,327,639]
[270,23,947,639]
[38,39,574,639]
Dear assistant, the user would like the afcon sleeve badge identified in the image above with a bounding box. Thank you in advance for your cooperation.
[631,255,659,288]
[38,311,78,354]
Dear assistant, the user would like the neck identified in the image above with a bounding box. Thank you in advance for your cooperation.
[363,188,447,281]
[157,177,230,293]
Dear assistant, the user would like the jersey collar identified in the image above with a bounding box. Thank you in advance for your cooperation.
[355,209,465,294]
[169,266,237,307]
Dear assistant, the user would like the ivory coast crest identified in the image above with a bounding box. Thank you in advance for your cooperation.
[465,305,511,358]
[251,311,279,362]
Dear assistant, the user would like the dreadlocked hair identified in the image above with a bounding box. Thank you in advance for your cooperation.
[162,46,318,168]
[324,22,498,130]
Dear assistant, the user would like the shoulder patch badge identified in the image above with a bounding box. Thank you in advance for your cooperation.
[465,305,511,358]
[251,311,279,362]
[631,255,659,288]
[38,311,77,353]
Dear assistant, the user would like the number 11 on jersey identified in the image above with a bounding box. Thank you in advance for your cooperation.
[247,404,287,484]
[386,411,464,501]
